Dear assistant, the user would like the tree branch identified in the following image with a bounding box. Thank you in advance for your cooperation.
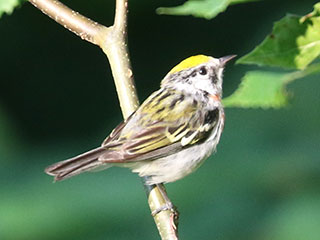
[28,0,179,239]
[101,0,138,117]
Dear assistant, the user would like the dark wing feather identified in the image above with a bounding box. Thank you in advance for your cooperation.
[102,111,135,146]
[45,146,106,181]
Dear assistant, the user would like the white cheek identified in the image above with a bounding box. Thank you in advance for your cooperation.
[193,80,215,94]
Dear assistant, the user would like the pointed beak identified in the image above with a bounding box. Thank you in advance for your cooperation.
[219,55,237,66]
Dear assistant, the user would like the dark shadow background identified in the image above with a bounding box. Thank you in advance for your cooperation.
[1,0,320,239]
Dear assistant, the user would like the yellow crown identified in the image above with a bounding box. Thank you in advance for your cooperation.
[169,55,211,74]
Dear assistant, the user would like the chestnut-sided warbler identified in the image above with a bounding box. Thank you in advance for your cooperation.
[45,54,235,185]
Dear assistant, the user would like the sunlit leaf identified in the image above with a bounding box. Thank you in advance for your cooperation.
[0,0,24,18]
[223,71,289,108]
[156,0,255,20]
[223,62,320,108]
[237,3,320,70]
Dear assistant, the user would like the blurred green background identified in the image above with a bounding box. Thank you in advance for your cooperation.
[1,0,320,239]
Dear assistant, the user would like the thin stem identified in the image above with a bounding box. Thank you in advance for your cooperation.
[114,0,127,32]
[102,1,139,117]
[104,2,179,238]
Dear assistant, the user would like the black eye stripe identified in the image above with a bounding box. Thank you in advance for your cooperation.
[191,70,197,77]
[172,66,211,82]
[211,71,218,84]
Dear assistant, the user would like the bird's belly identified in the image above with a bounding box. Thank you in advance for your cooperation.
[128,138,217,185]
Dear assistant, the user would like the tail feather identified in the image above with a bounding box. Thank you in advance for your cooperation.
[45,147,107,181]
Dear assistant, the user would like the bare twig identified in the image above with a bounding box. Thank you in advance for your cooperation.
[101,0,138,117]
[29,0,179,239]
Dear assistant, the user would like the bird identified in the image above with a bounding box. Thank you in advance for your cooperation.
[45,54,236,185]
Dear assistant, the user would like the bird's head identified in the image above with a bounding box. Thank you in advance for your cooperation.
[161,54,236,100]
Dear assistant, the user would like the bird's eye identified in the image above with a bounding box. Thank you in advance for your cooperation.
[199,66,207,75]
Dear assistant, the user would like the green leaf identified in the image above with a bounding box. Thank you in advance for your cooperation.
[0,0,24,18]
[237,3,320,70]
[156,0,255,20]
[223,71,289,108]
[223,62,320,108]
